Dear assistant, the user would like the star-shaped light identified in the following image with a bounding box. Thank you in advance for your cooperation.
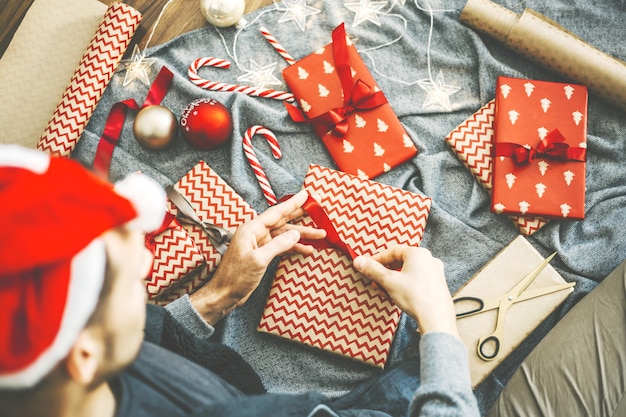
[275,0,321,32]
[120,45,157,87]
[417,71,461,111]
[237,60,282,89]
[344,0,388,27]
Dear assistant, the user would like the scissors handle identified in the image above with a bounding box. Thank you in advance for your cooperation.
[454,296,485,317]
[477,334,501,361]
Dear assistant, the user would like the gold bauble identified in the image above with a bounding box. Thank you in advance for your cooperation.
[133,105,178,150]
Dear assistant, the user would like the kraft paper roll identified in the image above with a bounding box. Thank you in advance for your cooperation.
[460,0,626,112]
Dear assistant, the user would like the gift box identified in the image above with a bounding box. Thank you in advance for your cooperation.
[283,23,417,180]
[258,164,432,367]
[491,76,588,219]
[145,212,206,304]
[445,99,550,235]
[147,161,256,305]
[454,236,574,388]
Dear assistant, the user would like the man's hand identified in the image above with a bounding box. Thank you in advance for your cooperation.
[190,190,326,325]
[353,246,459,337]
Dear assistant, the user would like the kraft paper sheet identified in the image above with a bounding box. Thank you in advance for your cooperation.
[0,0,108,148]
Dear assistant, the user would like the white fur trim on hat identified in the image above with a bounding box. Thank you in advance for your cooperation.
[114,172,167,233]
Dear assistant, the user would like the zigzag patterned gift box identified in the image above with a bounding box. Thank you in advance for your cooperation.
[258,164,432,367]
[445,99,550,236]
[147,161,256,305]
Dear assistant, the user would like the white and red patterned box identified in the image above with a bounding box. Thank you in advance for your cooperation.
[258,164,432,367]
[491,76,587,219]
[445,100,550,236]
[282,24,417,180]
[147,161,256,305]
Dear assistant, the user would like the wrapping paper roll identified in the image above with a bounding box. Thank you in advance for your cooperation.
[37,2,142,157]
[460,0,626,111]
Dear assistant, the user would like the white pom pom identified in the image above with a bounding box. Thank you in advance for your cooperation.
[114,173,166,232]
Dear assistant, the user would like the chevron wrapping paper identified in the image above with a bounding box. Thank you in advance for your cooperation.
[445,100,549,236]
[146,219,206,305]
[37,2,141,157]
[258,164,432,367]
[149,160,257,305]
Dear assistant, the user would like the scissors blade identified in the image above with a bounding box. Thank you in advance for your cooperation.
[507,252,557,300]
[165,186,232,256]
[467,282,576,315]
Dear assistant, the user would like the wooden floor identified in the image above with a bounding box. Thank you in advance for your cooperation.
[0,0,274,59]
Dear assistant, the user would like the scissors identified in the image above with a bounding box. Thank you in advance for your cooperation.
[453,253,575,361]
[166,186,233,256]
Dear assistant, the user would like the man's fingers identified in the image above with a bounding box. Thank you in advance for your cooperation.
[253,229,301,265]
[353,255,392,285]
[255,190,309,229]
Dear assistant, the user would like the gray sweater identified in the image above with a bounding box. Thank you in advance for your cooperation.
[157,295,480,417]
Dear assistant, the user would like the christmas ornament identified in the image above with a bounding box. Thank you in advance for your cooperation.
[200,0,245,27]
[179,98,233,150]
[93,66,175,177]
[133,105,178,149]
[242,125,282,205]
[344,0,388,27]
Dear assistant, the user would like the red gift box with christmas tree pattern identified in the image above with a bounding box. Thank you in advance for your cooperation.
[147,161,256,305]
[491,76,587,219]
[445,99,550,235]
[258,164,432,367]
[283,23,417,180]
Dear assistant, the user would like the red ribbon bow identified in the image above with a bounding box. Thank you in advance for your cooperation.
[93,66,174,177]
[285,23,388,138]
[495,129,587,165]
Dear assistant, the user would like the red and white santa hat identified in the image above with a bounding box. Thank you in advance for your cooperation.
[0,145,165,389]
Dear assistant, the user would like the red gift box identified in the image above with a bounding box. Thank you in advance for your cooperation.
[445,99,550,235]
[491,76,587,219]
[283,24,417,180]
[258,164,432,367]
[147,161,256,305]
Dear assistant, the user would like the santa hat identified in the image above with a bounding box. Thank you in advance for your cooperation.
[0,145,165,389]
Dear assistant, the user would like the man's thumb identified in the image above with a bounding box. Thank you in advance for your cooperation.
[353,255,388,283]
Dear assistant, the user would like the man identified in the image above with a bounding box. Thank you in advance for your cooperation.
[0,145,479,416]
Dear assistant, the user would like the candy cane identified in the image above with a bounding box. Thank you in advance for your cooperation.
[243,125,282,205]
[260,26,296,66]
[188,57,295,102]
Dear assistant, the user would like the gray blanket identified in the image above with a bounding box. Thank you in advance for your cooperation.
[74,0,626,413]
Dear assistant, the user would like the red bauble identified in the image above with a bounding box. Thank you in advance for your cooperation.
[179,98,233,150]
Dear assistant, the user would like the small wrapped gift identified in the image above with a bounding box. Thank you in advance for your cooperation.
[283,23,417,180]
[147,161,256,305]
[491,76,587,219]
[445,99,549,235]
[258,164,432,367]
[145,212,206,304]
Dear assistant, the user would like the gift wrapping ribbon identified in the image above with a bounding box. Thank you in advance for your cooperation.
[495,129,586,165]
[93,65,174,177]
[285,23,388,138]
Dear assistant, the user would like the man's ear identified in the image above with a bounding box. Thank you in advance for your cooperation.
[65,329,102,385]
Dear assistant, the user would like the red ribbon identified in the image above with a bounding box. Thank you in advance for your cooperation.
[93,66,174,177]
[495,129,586,165]
[285,23,388,138]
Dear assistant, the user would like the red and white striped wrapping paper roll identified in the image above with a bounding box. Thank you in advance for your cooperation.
[37,2,142,157]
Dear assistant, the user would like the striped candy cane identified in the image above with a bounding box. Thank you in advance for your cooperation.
[260,26,296,66]
[188,57,295,102]
[243,126,282,206]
